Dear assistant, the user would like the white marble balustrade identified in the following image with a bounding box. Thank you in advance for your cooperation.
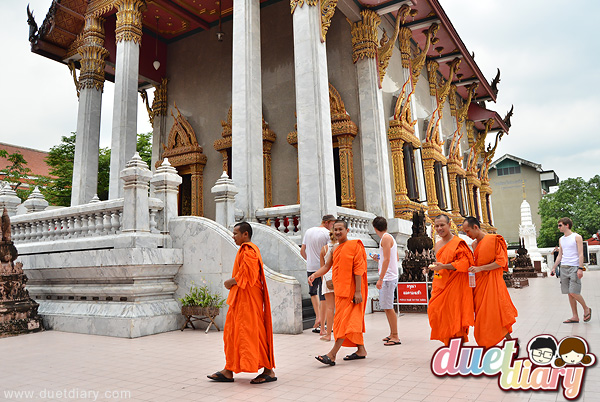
[10,198,164,244]
[255,204,301,243]
[336,206,378,247]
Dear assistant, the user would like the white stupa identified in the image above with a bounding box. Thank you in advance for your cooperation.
[518,198,546,269]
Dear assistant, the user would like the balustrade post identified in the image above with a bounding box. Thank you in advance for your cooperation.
[23,186,49,213]
[120,152,153,233]
[150,158,182,234]
[211,172,238,230]
[0,183,22,216]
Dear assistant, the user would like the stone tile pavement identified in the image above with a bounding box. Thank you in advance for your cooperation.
[1,272,599,402]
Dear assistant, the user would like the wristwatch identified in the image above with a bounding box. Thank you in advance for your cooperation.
[578,267,586,271]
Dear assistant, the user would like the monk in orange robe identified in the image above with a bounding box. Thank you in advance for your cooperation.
[207,222,276,384]
[309,220,368,365]
[428,214,475,346]
[462,217,518,348]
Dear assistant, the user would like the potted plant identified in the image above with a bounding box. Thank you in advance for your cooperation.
[179,281,226,332]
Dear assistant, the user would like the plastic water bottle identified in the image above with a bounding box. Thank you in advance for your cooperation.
[469,272,476,288]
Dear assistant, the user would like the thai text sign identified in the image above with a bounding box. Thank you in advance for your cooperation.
[397,282,428,305]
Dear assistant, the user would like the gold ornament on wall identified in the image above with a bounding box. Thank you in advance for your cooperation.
[140,78,168,127]
[320,0,338,42]
[410,23,439,84]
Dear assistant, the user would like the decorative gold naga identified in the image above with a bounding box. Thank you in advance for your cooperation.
[377,4,412,83]
[411,23,439,84]
[436,57,461,108]
[320,0,338,41]
[456,82,478,125]
[467,118,494,172]
[479,131,504,180]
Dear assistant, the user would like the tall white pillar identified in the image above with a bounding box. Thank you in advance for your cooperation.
[231,0,264,221]
[71,16,109,205]
[352,10,394,218]
[109,0,145,199]
[292,2,337,233]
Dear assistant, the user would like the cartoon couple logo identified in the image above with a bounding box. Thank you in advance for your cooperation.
[528,335,595,368]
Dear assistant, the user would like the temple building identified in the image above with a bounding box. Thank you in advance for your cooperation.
[15,0,513,337]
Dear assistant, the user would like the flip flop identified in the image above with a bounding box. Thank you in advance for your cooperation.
[563,319,579,324]
[382,336,391,342]
[343,352,366,361]
[584,308,592,322]
[207,372,234,382]
[315,354,336,366]
[384,340,402,346]
[250,373,277,384]
[312,326,321,333]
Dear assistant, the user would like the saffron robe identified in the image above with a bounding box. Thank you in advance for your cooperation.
[429,235,475,345]
[473,234,518,348]
[224,242,275,373]
[332,239,368,347]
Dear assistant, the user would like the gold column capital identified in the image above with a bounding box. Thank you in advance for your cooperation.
[115,0,146,44]
[351,9,380,63]
[78,16,109,92]
[290,0,318,14]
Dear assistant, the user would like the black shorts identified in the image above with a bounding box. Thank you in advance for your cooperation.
[307,272,325,301]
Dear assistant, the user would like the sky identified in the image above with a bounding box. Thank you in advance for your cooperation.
[1,0,599,181]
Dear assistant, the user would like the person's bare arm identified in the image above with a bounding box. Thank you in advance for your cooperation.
[376,235,393,289]
[552,240,562,273]
[353,274,362,304]
[469,262,501,273]
[224,278,237,289]
[300,244,307,260]
[576,234,584,279]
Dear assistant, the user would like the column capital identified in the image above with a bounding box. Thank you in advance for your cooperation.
[351,10,380,63]
[115,0,146,44]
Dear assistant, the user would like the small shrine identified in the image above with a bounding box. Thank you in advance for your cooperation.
[0,209,41,337]
[506,238,533,288]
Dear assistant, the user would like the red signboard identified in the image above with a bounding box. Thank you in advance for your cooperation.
[397,282,428,305]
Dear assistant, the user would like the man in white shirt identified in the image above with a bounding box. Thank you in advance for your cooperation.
[301,215,336,332]
[551,217,592,323]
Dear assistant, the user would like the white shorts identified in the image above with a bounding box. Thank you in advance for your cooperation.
[379,280,397,310]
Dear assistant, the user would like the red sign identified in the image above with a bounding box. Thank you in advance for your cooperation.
[397,282,428,304]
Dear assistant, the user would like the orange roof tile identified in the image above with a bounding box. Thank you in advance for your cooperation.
[0,142,52,178]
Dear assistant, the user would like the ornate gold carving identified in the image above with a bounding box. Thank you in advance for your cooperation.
[449,85,458,117]
[67,60,80,98]
[427,60,438,96]
[377,5,410,83]
[320,0,338,42]
[214,107,277,207]
[160,104,207,217]
[351,10,380,63]
[290,0,318,14]
[436,58,461,111]
[114,0,145,44]
[87,0,115,19]
[466,120,475,148]
[398,26,412,68]
[76,16,109,93]
[140,78,168,126]
[410,23,439,84]
[456,82,478,125]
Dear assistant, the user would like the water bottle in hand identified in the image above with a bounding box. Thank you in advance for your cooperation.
[468,272,476,288]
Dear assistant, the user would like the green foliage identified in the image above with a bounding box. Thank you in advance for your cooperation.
[538,176,600,247]
[179,281,225,308]
[43,132,154,206]
[0,149,33,200]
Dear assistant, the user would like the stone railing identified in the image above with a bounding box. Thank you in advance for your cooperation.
[10,198,164,243]
[255,204,301,243]
[336,206,377,246]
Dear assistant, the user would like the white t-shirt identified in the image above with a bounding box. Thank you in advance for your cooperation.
[378,233,399,281]
[302,226,330,272]
[561,233,580,266]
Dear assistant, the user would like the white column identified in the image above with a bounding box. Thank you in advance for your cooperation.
[356,58,394,218]
[109,0,145,199]
[231,0,264,221]
[293,3,337,233]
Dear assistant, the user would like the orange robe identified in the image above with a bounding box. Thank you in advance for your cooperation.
[429,235,475,345]
[473,234,518,348]
[224,242,275,373]
[332,239,368,347]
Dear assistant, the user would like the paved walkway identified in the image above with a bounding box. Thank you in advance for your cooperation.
[1,272,599,402]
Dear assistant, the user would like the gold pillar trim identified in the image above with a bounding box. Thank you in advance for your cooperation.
[350,10,380,63]
[466,120,475,148]
[114,0,146,44]
[87,0,115,19]
[410,23,439,84]
[67,60,81,98]
[449,85,457,117]
[456,82,478,125]
[398,26,412,69]
[290,0,318,14]
[160,104,208,217]
[140,78,168,126]
[329,84,358,209]
[377,5,411,84]
[320,0,338,42]
[426,60,438,96]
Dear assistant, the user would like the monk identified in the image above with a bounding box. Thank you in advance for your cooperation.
[309,220,368,366]
[462,216,518,348]
[428,214,475,345]
[207,222,276,384]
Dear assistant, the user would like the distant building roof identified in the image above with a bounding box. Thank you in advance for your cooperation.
[489,154,542,172]
[0,142,51,178]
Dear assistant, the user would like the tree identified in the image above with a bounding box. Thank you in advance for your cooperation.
[0,149,33,200]
[538,176,600,247]
[44,132,153,206]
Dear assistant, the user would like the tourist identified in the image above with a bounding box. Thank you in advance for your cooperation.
[301,215,337,334]
[552,246,561,278]
[427,214,475,346]
[551,218,592,324]
[462,216,518,348]
[309,220,368,366]
[371,216,401,346]
[318,231,337,342]
[207,222,276,384]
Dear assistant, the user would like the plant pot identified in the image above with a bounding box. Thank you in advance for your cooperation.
[181,306,220,317]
